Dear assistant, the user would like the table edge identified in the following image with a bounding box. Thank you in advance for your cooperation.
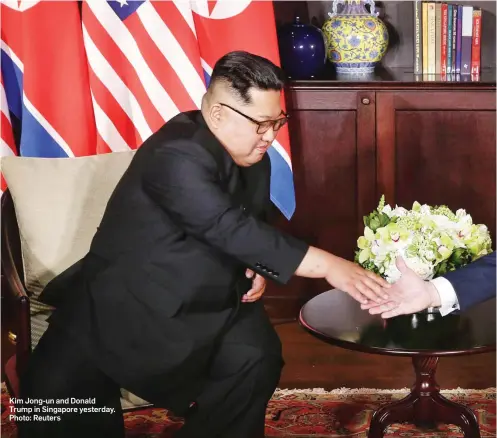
[298,310,496,357]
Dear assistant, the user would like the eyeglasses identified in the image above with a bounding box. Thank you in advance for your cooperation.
[220,103,289,134]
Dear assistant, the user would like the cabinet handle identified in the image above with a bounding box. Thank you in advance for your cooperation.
[361,98,370,105]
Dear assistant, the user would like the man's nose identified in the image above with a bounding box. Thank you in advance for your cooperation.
[261,126,276,143]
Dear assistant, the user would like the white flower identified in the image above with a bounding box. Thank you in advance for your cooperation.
[391,206,408,217]
[382,205,393,216]
[404,257,434,280]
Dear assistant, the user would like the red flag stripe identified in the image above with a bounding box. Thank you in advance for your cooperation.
[83,5,165,134]
[89,68,142,150]
[124,9,199,113]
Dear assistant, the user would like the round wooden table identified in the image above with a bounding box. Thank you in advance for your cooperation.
[299,290,496,438]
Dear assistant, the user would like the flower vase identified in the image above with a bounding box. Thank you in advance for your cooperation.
[322,0,389,75]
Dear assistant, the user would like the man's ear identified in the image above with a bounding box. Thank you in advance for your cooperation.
[208,104,223,129]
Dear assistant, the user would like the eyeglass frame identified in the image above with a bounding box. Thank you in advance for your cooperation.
[219,103,289,134]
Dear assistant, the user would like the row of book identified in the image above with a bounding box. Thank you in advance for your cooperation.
[413,1,482,76]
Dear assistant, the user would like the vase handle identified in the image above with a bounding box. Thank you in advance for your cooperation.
[328,0,345,18]
[364,0,380,17]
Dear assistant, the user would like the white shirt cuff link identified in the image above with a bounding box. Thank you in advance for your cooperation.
[430,277,460,316]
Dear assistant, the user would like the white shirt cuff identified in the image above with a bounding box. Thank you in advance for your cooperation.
[430,277,460,316]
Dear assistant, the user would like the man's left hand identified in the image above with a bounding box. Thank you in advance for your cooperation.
[242,269,266,302]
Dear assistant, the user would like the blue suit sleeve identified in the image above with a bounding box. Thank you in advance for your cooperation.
[443,252,496,311]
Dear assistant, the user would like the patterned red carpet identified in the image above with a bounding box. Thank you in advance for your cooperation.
[2,385,495,437]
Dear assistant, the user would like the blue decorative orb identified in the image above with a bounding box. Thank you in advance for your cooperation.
[278,17,327,80]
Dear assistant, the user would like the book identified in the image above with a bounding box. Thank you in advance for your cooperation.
[441,3,449,74]
[427,2,436,74]
[451,5,457,73]
[455,5,463,73]
[414,0,423,75]
[447,4,453,73]
[471,9,482,76]
[435,2,442,74]
[440,3,448,75]
[461,5,474,74]
[422,2,428,73]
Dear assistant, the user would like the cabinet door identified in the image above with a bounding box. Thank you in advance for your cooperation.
[265,89,376,321]
[376,91,496,244]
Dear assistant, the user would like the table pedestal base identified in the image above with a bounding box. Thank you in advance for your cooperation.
[368,356,481,438]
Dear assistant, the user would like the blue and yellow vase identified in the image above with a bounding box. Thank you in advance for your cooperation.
[322,0,389,74]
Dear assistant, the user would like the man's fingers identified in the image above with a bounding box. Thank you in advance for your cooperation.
[361,300,386,310]
[347,288,369,305]
[242,290,263,302]
[367,301,398,315]
[381,306,404,319]
[365,271,390,289]
[252,274,266,290]
[355,278,387,303]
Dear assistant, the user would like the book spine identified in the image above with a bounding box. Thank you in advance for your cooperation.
[428,2,436,74]
[414,0,423,74]
[447,4,453,73]
[441,3,448,74]
[461,6,474,74]
[435,2,442,74]
[422,2,429,73]
[471,9,482,76]
[455,5,463,73]
[451,5,457,73]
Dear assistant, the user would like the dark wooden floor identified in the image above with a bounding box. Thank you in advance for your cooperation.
[2,320,495,390]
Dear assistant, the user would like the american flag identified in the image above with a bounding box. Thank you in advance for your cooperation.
[1,0,296,219]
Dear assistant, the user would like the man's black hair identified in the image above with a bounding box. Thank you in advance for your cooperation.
[209,51,286,104]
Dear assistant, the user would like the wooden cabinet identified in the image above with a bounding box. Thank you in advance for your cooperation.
[376,91,496,243]
[265,79,496,322]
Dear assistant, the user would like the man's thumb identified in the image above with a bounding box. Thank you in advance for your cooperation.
[246,268,255,278]
[396,256,408,273]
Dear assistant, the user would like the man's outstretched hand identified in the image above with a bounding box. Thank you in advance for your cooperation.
[325,255,391,305]
[360,256,441,318]
[242,269,266,303]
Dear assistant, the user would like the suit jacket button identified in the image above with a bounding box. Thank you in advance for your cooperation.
[273,272,279,277]
[255,263,261,268]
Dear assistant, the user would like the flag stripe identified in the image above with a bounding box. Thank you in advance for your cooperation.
[267,146,295,219]
[171,0,197,37]
[1,47,23,119]
[21,95,73,157]
[83,24,153,144]
[1,137,16,157]
[87,62,143,150]
[83,10,163,134]
[136,2,205,109]
[92,93,133,153]
[85,1,179,125]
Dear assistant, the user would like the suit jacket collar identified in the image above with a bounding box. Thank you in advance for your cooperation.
[190,110,235,181]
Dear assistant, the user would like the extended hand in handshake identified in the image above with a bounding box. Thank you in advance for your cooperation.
[295,246,390,305]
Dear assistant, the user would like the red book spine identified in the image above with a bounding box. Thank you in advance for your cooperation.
[471,10,482,76]
[441,3,448,74]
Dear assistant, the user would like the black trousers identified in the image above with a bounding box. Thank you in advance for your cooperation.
[17,301,282,438]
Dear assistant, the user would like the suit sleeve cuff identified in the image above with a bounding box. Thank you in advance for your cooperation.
[430,277,460,316]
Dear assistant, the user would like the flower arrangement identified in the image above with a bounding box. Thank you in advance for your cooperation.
[355,195,493,283]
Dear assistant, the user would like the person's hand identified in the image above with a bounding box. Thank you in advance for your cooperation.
[242,269,266,303]
[325,255,390,305]
[361,256,441,318]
